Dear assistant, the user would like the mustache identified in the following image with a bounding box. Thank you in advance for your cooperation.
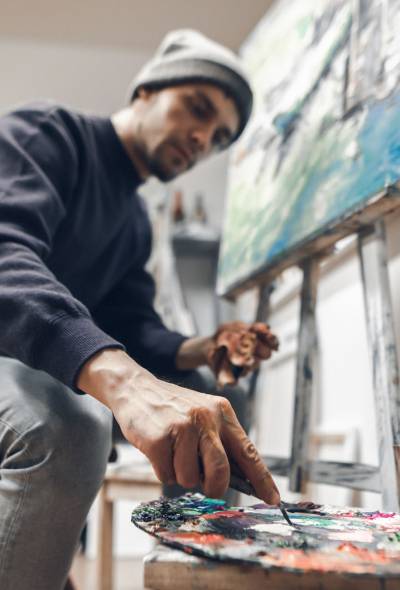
[168,139,196,168]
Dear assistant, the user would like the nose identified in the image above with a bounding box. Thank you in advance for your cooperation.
[189,125,214,158]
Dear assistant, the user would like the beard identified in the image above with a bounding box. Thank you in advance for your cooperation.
[147,156,177,182]
[146,140,191,182]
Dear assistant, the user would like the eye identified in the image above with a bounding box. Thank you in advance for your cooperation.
[213,128,232,151]
[186,96,211,121]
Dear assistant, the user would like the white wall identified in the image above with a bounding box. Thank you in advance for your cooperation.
[168,151,231,230]
[0,36,149,115]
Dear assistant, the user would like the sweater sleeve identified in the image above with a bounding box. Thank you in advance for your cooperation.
[92,264,188,377]
[0,107,124,390]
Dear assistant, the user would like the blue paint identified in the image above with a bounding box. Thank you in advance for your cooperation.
[217,1,400,295]
[268,92,400,261]
[219,90,400,289]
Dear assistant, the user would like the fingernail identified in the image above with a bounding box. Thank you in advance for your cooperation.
[266,488,281,505]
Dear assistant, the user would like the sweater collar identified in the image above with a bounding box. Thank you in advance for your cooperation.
[97,116,143,190]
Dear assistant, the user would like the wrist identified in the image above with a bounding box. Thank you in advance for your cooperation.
[77,348,154,409]
[175,336,213,370]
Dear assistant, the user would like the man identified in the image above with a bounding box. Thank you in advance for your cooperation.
[0,30,279,590]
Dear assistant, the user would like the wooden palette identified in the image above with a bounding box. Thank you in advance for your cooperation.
[132,493,400,588]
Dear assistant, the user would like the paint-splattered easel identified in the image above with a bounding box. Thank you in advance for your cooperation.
[241,191,400,513]
[219,0,400,515]
[142,192,400,590]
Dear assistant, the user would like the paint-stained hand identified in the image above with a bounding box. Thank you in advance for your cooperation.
[78,348,280,504]
[207,321,279,387]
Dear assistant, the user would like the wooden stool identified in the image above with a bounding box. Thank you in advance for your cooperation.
[97,462,162,590]
[144,546,400,590]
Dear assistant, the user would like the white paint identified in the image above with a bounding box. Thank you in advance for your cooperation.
[327,530,374,543]
[250,523,293,535]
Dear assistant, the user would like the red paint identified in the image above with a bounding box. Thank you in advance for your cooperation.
[337,543,390,563]
[163,532,226,545]
[363,512,396,520]
[262,547,391,573]
[339,510,395,520]
[339,511,358,518]
[262,549,337,572]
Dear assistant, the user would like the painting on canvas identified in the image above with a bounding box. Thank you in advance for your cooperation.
[217,0,400,296]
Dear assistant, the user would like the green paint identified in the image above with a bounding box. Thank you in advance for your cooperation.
[292,515,342,528]
[132,493,400,576]
[388,532,400,543]
[296,15,313,37]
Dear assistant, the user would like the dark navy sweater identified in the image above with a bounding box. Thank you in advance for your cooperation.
[0,102,186,390]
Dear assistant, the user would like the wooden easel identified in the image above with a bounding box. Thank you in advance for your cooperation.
[131,183,400,590]
[245,208,400,512]
[144,193,400,590]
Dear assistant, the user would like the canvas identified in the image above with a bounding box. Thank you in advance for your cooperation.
[217,0,400,296]
[132,493,400,577]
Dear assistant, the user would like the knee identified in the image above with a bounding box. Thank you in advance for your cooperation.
[6,395,112,497]
[53,397,112,469]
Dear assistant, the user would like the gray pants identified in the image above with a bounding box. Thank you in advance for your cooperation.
[0,358,248,590]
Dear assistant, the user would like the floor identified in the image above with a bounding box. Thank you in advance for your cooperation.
[70,553,146,590]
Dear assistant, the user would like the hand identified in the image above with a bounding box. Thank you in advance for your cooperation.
[207,321,279,387]
[78,348,280,503]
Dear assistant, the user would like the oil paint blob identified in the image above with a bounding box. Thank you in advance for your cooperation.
[131,493,400,577]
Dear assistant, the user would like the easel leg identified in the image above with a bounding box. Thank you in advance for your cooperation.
[248,283,274,401]
[289,258,320,492]
[358,220,400,512]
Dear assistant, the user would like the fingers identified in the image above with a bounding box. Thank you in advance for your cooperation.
[122,413,177,485]
[199,430,230,498]
[146,436,176,485]
[173,424,201,489]
[211,323,278,387]
[254,341,272,360]
[216,356,237,387]
[221,405,280,504]
[251,323,279,350]
[227,432,280,504]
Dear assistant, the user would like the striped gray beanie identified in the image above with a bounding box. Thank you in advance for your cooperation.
[127,29,253,140]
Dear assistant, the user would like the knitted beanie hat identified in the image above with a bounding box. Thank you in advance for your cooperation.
[127,29,253,140]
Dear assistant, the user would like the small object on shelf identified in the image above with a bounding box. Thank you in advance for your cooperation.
[171,189,186,223]
[191,192,208,224]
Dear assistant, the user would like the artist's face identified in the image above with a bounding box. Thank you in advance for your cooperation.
[134,83,240,181]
